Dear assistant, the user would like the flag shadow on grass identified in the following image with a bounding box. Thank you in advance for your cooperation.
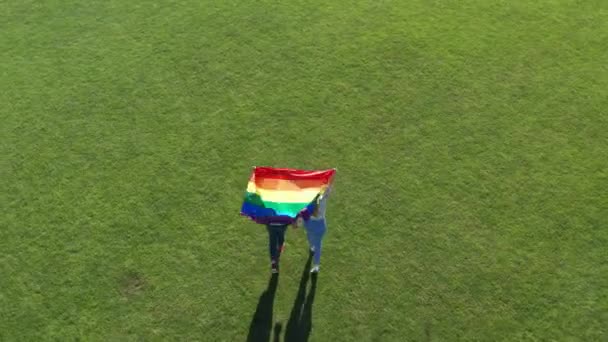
[247,274,279,342]
[284,253,318,342]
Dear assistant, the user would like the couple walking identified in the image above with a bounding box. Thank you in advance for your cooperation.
[266,186,331,274]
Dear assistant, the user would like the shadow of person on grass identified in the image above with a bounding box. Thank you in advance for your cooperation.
[273,322,282,342]
[247,274,279,342]
[285,253,318,342]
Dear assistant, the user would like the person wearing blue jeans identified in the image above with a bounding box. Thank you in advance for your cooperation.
[304,218,325,273]
[298,185,331,273]
[266,223,287,273]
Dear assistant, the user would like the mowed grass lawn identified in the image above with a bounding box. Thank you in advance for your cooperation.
[2,0,607,340]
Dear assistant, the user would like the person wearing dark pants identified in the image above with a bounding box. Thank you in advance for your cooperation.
[267,223,288,273]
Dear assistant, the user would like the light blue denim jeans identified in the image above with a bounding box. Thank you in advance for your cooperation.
[304,219,326,265]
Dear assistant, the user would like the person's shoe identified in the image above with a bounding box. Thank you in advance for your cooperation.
[310,265,320,273]
[271,260,279,274]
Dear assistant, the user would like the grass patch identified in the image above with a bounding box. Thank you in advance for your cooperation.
[2,0,607,340]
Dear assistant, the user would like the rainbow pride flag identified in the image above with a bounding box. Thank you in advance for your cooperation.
[241,166,336,224]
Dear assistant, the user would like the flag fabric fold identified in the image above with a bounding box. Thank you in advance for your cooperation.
[240,166,336,224]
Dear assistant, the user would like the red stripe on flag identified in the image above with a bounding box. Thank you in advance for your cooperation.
[253,167,336,182]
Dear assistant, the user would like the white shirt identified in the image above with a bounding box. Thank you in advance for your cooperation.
[311,186,331,221]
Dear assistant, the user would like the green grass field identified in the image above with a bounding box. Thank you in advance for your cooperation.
[2,0,607,340]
